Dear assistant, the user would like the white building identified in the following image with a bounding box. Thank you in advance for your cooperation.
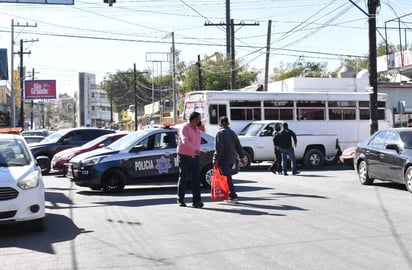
[77,72,111,128]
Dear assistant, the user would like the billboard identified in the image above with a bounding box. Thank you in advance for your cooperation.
[25,80,56,99]
[0,49,8,80]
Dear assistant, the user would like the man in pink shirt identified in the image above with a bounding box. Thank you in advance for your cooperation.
[176,111,204,208]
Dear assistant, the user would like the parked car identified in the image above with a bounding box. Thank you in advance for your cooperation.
[66,126,214,193]
[21,129,49,138]
[23,135,46,144]
[29,128,115,174]
[354,128,412,192]
[51,132,128,175]
[0,133,45,231]
[339,146,356,167]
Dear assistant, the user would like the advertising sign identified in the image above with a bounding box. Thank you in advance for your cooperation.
[25,80,56,99]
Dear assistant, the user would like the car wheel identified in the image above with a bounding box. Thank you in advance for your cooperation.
[200,164,213,188]
[241,151,252,170]
[102,169,126,193]
[36,156,51,174]
[31,217,45,232]
[405,167,412,193]
[303,149,324,168]
[358,160,373,185]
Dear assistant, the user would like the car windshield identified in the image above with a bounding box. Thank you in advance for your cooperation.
[400,131,412,149]
[238,123,265,136]
[81,134,110,148]
[41,129,67,143]
[0,139,31,166]
[106,130,147,151]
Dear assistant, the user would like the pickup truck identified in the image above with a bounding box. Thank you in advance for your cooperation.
[238,120,341,169]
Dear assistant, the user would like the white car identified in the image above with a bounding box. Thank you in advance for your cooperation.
[0,134,45,231]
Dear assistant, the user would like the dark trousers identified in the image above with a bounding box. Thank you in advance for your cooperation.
[177,155,201,203]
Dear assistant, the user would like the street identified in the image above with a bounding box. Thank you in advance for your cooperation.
[2,165,412,270]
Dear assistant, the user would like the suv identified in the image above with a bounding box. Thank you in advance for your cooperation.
[66,127,214,193]
[29,128,115,174]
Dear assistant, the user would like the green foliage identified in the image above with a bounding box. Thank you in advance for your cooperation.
[272,58,328,81]
[179,53,257,95]
[103,70,152,112]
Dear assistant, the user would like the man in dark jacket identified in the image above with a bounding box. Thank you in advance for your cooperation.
[270,122,283,174]
[274,122,298,175]
[213,116,245,203]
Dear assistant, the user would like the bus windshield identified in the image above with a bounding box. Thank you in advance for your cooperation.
[184,101,205,120]
[238,122,265,136]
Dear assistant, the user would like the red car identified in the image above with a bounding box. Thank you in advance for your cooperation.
[51,132,128,175]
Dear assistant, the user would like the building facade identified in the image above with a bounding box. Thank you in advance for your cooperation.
[78,72,111,128]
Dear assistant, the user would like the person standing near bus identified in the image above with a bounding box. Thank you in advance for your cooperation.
[274,122,298,175]
[213,116,245,203]
[176,111,204,208]
[270,122,283,174]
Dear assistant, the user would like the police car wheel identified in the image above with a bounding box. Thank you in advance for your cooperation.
[200,164,213,188]
[102,169,126,193]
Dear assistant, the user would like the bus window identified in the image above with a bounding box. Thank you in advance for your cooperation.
[230,100,261,121]
[297,100,325,120]
[264,100,293,120]
[328,101,356,120]
[359,101,386,120]
[209,104,227,124]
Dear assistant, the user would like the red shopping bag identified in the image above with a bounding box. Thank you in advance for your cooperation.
[210,164,230,201]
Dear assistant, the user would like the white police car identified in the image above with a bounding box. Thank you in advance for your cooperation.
[66,127,215,192]
[0,134,45,231]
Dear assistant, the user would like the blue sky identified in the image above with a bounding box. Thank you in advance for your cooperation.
[0,0,411,96]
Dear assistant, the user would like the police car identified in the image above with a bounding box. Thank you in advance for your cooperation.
[66,126,215,192]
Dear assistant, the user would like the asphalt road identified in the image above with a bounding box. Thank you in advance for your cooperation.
[2,164,412,270]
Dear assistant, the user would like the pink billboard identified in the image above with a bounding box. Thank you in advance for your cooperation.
[25,80,56,99]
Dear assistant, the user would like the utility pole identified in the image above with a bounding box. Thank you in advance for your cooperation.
[17,38,38,129]
[368,0,380,135]
[171,32,177,124]
[264,20,272,91]
[230,19,235,89]
[134,63,138,131]
[196,54,203,90]
[205,20,259,89]
[225,0,231,55]
[10,20,37,127]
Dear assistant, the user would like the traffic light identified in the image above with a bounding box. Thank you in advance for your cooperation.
[103,0,115,6]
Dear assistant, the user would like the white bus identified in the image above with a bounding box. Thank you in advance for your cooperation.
[183,90,393,150]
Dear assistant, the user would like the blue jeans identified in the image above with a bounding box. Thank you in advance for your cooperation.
[220,164,237,199]
[280,148,297,175]
[177,155,201,203]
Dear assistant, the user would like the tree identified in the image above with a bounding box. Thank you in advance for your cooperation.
[178,53,258,95]
[272,58,328,81]
[102,70,152,113]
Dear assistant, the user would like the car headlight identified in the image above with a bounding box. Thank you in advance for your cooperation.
[81,156,107,167]
[17,171,41,190]
[60,153,76,161]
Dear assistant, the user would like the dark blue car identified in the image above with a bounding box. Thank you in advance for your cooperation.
[66,126,215,192]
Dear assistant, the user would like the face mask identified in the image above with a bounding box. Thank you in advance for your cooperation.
[275,126,281,132]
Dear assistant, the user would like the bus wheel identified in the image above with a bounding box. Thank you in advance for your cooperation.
[303,149,324,168]
[241,151,252,170]
[102,169,126,193]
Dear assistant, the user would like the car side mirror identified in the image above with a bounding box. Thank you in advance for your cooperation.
[386,144,400,153]
[131,144,145,152]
